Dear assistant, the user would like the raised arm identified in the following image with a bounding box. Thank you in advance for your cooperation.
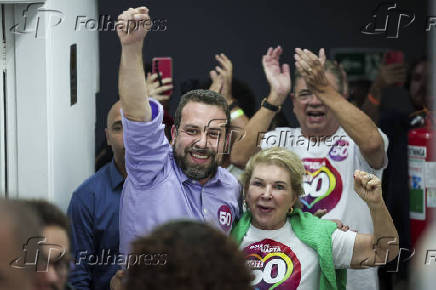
[230,46,291,167]
[117,7,152,122]
[361,62,407,123]
[295,48,386,169]
[350,170,399,268]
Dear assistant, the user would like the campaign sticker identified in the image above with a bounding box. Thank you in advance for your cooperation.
[329,139,349,162]
[217,205,232,231]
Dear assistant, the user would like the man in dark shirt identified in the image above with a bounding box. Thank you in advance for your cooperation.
[68,101,125,290]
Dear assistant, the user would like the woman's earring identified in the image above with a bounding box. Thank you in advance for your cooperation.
[243,201,249,212]
[289,208,294,214]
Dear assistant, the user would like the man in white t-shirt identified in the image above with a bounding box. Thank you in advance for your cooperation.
[231,47,388,289]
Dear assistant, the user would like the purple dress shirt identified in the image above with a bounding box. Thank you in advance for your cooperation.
[119,99,241,255]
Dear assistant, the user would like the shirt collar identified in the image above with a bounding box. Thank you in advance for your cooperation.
[109,159,124,189]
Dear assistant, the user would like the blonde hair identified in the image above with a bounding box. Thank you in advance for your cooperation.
[240,147,306,209]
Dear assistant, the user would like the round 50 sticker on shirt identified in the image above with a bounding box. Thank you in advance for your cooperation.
[217,205,232,231]
[243,239,301,289]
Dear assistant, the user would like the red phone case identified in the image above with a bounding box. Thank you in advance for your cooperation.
[152,57,173,96]
[384,51,404,86]
[384,50,404,65]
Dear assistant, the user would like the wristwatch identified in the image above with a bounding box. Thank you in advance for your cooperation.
[261,98,281,112]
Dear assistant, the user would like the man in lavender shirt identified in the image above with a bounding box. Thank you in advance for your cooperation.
[116,6,241,255]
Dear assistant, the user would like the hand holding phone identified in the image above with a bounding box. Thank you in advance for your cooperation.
[152,57,173,96]
[383,50,406,87]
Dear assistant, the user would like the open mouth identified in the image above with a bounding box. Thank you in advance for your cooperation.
[189,151,211,164]
[306,111,325,122]
[256,205,273,214]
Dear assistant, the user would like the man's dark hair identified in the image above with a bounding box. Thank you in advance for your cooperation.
[126,220,252,290]
[24,200,70,237]
[174,89,230,130]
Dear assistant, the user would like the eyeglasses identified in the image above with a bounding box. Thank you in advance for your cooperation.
[295,92,319,102]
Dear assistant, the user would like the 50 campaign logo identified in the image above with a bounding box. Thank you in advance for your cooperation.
[300,158,342,214]
[329,139,349,162]
[244,239,301,289]
[217,205,233,231]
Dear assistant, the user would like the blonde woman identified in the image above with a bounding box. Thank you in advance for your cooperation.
[232,147,398,290]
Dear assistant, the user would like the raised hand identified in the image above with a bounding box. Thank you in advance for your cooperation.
[374,63,407,88]
[209,70,223,94]
[353,170,383,209]
[117,7,151,47]
[262,46,291,104]
[294,48,333,95]
[209,53,233,104]
[318,48,326,66]
[146,73,173,103]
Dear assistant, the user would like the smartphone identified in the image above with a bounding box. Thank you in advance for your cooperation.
[384,50,404,65]
[152,57,173,96]
[384,50,404,86]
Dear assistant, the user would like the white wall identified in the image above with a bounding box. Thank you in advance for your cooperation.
[12,0,98,210]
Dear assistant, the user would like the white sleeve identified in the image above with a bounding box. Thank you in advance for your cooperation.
[331,229,357,269]
[260,129,280,150]
[260,128,292,150]
[355,128,389,177]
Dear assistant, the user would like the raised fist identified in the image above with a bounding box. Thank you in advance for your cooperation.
[353,170,383,209]
[117,7,151,46]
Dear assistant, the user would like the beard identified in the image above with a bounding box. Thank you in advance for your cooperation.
[173,145,219,180]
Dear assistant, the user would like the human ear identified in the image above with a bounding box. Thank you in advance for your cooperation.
[105,128,111,146]
[170,125,177,145]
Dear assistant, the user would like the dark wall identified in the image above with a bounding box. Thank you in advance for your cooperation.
[96,0,428,152]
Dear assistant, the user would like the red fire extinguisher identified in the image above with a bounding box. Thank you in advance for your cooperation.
[408,111,435,247]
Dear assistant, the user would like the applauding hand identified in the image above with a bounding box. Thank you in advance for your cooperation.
[262,46,291,105]
[209,53,233,104]
[294,48,334,96]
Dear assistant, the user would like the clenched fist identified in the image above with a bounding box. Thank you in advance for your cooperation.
[353,170,384,209]
[117,7,151,47]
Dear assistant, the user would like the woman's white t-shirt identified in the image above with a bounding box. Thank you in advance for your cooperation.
[240,220,357,290]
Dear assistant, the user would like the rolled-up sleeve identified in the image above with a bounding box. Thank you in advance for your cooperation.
[122,99,170,187]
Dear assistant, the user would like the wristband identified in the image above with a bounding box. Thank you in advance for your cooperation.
[230,109,244,120]
[261,98,281,112]
[367,93,380,106]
